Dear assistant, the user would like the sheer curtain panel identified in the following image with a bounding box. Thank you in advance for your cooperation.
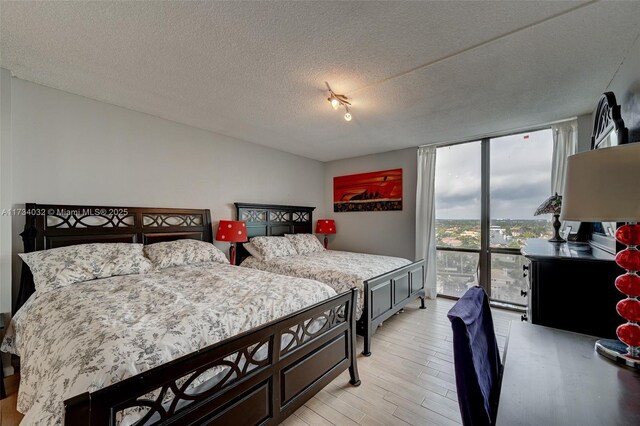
[551,120,578,195]
[416,146,438,299]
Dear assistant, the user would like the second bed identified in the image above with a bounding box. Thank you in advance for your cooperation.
[235,203,426,356]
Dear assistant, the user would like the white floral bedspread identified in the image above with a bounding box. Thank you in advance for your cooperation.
[241,250,411,319]
[0,264,336,425]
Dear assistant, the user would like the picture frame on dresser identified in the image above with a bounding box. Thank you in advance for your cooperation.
[560,220,581,241]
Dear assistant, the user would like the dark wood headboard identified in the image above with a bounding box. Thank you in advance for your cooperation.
[15,203,212,313]
[234,203,315,264]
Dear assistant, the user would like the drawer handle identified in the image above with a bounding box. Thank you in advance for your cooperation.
[521,314,528,322]
[521,290,527,297]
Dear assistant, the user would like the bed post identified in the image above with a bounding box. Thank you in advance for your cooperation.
[348,288,362,385]
[64,392,91,425]
[362,283,373,357]
[15,220,38,314]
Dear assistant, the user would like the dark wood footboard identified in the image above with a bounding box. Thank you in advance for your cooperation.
[64,289,360,425]
[357,260,426,356]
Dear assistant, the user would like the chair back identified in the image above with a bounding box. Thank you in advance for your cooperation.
[447,287,502,426]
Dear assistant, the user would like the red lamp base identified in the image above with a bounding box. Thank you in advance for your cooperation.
[323,235,329,249]
[229,243,236,265]
[600,223,640,369]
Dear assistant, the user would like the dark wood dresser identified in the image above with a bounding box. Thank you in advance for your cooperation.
[521,239,623,339]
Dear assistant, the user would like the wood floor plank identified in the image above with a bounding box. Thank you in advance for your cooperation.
[386,392,462,426]
[281,413,311,426]
[305,396,361,426]
[314,389,366,423]
[294,405,335,426]
[327,388,408,425]
[2,298,519,426]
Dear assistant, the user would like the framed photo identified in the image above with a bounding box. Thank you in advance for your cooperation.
[561,220,581,241]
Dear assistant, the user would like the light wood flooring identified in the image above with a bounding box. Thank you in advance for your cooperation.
[1,297,518,426]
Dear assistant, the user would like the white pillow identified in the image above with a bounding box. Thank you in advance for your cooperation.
[144,239,229,270]
[249,236,298,260]
[243,242,263,261]
[19,243,153,292]
[285,234,325,254]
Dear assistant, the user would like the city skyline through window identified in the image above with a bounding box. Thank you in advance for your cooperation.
[434,129,554,305]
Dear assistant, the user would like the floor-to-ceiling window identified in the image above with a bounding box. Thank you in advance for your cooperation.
[434,129,553,308]
[435,141,482,298]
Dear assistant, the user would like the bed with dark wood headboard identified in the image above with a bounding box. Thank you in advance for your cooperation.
[235,202,426,357]
[10,203,360,425]
[16,203,213,313]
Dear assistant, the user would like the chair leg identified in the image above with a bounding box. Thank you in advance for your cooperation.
[420,296,427,309]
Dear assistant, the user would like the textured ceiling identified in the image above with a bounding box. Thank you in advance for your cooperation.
[1,1,639,161]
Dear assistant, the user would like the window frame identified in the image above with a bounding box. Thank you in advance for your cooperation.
[434,126,552,310]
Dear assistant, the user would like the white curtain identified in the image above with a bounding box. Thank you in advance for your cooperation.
[551,120,578,195]
[415,146,438,299]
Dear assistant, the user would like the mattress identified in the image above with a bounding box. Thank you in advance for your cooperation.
[240,250,411,319]
[1,263,336,425]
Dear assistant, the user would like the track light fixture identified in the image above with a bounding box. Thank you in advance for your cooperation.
[325,82,352,122]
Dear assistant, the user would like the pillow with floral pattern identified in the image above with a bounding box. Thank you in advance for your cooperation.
[249,236,298,260]
[243,242,264,261]
[19,243,153,293]
[285,234,325,254]
[144,239,229,270]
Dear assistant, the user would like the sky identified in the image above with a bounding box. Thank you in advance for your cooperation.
[435,129,553,220]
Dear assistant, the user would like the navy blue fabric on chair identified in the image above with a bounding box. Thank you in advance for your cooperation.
[447,286,502,426]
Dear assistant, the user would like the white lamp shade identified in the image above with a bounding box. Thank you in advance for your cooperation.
[561,143,640,222]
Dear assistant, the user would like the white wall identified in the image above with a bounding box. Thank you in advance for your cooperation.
[576,113,593,153]
[0,69,12,316]
[323,148,417,260]
[5,77,325,311]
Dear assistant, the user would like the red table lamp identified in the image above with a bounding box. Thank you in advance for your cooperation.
[561,143,640,370]
[315,219,336,249]
[215,220,247,265]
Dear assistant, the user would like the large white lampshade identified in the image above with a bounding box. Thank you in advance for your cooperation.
[561,143,640,222]
[560,142,640,370]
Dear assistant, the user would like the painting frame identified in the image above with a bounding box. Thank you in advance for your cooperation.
[333,168,403,212]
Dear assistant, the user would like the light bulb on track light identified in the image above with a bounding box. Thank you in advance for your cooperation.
[330,97,340,110]
[344,112,352,122]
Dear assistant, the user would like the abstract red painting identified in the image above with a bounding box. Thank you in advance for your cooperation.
[333,168,403,212]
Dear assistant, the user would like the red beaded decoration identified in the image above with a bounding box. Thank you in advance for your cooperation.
[614,223,640,358]
[615,273,640,297]
[616,224,640,246]
[616,298,640,323]
[617,323,640,351]
[616,248,640,271]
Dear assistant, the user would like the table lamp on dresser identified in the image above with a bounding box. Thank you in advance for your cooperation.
[215,220,247,265]
[561,142,640,370]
